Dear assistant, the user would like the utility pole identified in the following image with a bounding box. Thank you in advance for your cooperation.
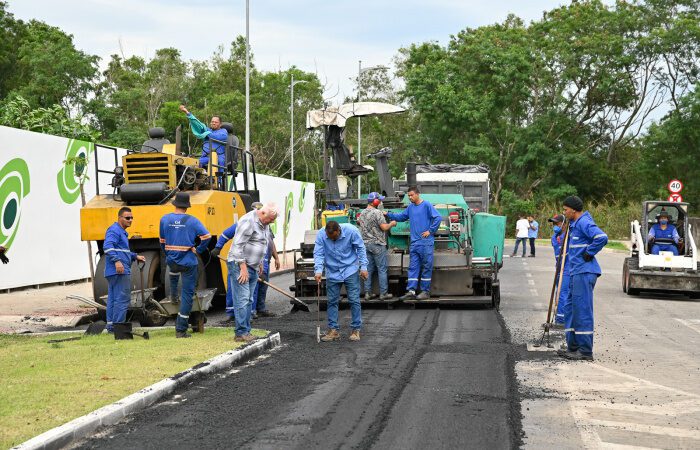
[245,0,250,187]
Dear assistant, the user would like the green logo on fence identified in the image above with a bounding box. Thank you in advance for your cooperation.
[57,139,94,204]
[284,192,293,237]
[298,182,308,212]
[0,158,31,250]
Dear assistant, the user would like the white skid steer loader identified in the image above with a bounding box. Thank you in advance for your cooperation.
[623,201,700,298]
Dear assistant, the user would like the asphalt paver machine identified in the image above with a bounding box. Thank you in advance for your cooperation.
[623,201,700,297]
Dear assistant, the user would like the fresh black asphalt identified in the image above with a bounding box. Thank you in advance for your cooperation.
[75,273,525,449]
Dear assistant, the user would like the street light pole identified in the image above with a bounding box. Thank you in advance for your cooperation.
[290,74,308,180]
[245,0,250,186]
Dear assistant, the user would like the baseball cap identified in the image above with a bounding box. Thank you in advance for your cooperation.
[547,214,565,223]
[367,192,385,203]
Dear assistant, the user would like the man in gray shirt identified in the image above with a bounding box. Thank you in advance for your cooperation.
[358,192,397,300]
[227,202,278,342]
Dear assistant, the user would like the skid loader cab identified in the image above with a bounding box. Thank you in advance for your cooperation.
[641,201,688,255]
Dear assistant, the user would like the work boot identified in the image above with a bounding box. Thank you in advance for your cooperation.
[257,310,276,318]
[218,317,235,327]
[379,293,393,301]
[320,329,341,342]
[251,312,259,320]
[528,254,535,258]
[557,349,593,361]
[399,290,416,300]
[349,330,361,341]
[364,293,378,301]
[234,334,256,343]
[176,330,191,339]
[415,291,431,300]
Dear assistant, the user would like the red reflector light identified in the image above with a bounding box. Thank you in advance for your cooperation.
[449,212,459,223]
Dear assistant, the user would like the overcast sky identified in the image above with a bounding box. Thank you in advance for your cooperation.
[9,0,581,103]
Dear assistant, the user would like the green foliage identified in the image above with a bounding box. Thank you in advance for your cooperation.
[0,95,99,141]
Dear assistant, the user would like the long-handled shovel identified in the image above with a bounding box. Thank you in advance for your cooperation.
[316,281,321,343]
[216,255,309,312]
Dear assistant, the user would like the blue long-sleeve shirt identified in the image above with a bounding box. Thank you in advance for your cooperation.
[528,220,539,239]
[387,200,442,247]
[314,223,368,282]
[187,113,228,167]
[566,211,608,275]
[215,223,238,249]
[159,213,211,267]
[648,224,680,244]
[104,222,137,277]
[551,226,569,276]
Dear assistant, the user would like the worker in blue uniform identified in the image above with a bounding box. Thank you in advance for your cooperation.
[559,196,608,361]
[210,222,238,324]
[648,210,681,255]
[386,186,442,301]
[159,192,211,338]
[179,104,228,170]
[548,214,570,328]
[104,207,146,332]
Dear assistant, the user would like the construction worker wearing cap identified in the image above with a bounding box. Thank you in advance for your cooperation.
[104,207,146,333]
[386,186,442,300]
[358,192,397,300]
[559,195,608,361]
[159,192,212,338]
[548,214,570,328]
[648,211,681,255]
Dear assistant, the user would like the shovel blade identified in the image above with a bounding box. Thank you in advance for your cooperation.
[289,297,310,312]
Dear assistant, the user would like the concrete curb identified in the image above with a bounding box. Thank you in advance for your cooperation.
[13,332,282,450]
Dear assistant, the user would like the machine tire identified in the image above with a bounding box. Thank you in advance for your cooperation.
[624,257,641,295]
[491,281,501,310]
[93,256,109,306]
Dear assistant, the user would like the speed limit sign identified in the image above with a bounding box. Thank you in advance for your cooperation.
[668,179,683,193]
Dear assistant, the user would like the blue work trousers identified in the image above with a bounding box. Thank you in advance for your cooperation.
[651,243,678,255]
[106,274,131,332]
[169,263,199,332]
[512,238,527,256]
[252,259,271,313]
[228,262,259,337]
[326,271,362,331]
[565,273,597,356]
[225,276,235,318]
[365,243,389,295]
[407,244,433,292]
[554,272,571,325]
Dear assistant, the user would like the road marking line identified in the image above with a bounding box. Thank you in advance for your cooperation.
[528,279,535,286]
[674,318,700,336]
[585,419,700,440]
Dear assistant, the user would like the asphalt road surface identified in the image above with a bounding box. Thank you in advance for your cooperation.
[74,244,700,449]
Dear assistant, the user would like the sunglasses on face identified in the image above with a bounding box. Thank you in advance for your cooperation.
[122,216,134,220]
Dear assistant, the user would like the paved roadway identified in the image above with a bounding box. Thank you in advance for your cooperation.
[74,245,700,449]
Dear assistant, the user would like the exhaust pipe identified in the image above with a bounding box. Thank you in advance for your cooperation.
[406,162,417,189]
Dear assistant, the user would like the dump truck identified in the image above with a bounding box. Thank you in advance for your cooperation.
[80,125,259,326]
[623,200,700,297]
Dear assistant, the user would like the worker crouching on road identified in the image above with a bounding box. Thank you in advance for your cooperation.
[559,196,608,361]
[648,210,681,255]
[314,220,369,342]
[385,186,442,300]
[548,214,570,329]
[359,192,397,301]
[159,192,212,338]
[104,207,146,333]
[227,203,278,343]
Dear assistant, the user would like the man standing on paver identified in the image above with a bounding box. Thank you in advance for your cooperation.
[160,192,212,338]
[314,220,369,342]
[104,207,146,333]
[386,187,442,301]
[559,196,608,361]
[227,203,278,342]
[358,192,397,301]
[527,215,539,258]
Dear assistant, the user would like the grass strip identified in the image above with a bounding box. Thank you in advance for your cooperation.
[0,327,268,448]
